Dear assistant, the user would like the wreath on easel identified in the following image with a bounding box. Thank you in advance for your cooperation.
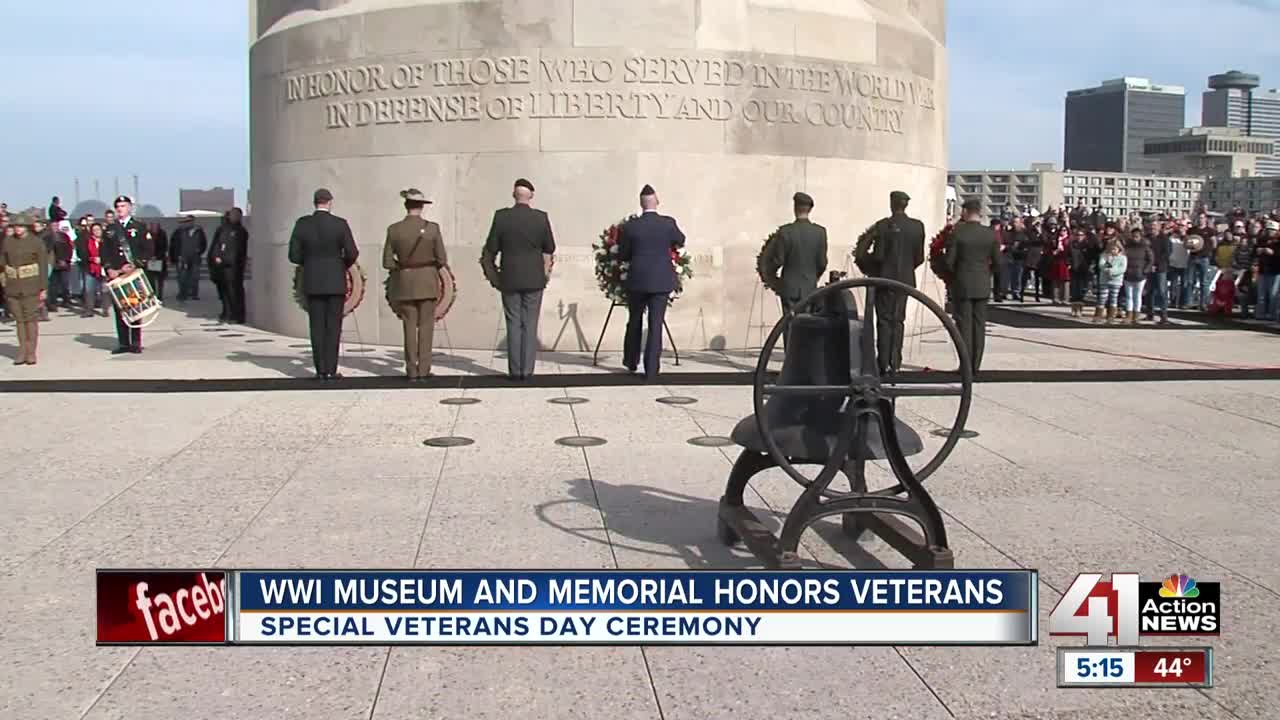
[293,263,367,317]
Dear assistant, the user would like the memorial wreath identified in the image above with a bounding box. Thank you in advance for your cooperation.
[593,216,694,305]
[292,263,367,317]
[928,223,955,284]
[754,226,786,287]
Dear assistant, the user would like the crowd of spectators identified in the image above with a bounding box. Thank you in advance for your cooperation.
[985,201,1280,325]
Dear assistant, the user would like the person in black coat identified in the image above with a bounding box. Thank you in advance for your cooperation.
[169,215,208,301]
[480,178,557,380]
[209,209,249,322]
[618,184,686,379]
[288,189,358,380]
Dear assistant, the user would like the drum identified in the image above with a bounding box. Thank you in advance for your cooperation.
[106,269,161,328]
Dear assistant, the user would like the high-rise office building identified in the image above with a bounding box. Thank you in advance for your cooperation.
[1064,78,1186,174]
[1202,70,1280,176]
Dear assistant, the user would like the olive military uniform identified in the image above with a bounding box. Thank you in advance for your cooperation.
[854,191,926,374]
[383,211,448,378]
[0,215,49,364]
[943,216,1000,372]
[760,221,828,312]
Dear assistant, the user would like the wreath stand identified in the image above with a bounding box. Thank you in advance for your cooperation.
[591,301,680,367]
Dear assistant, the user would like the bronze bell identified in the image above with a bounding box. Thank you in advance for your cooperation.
[730,290,924,462]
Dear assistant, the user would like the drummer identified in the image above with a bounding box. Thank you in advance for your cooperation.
[382,188,448,381]
[102,195,148,354]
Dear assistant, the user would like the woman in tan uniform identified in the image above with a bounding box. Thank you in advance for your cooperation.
[383,189,448,381]
[0,215,49,364]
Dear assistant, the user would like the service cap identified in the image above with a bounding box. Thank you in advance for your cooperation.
[640,184,656,197]
[113,195,133,206]
[961,198,982,212]
[514,178,535,193]
[313,188,333,204]
[890,190,910,205]
[792,191,814,208]
[400,188,431,204]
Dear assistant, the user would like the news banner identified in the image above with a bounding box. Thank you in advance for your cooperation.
[96,568,1219,687]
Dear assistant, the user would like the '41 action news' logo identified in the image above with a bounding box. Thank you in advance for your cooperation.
[1048,573,1221,645]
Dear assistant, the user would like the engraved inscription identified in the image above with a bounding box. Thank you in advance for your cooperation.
[282,52,936,137]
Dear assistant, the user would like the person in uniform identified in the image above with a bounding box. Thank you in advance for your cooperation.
[101,195,149,354]
[618,184,686,379]
[854,190,926,375]
[943,199,1000,372]
[0,214,48,364]
[759,192,828,313]
[480,178,556,381]
[383,188,448,381]
[289,188,359,381]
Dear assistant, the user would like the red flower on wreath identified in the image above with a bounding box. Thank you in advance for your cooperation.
[928,223,954,284]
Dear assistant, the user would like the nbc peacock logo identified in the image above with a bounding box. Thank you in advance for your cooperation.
[1158,574,1200,599]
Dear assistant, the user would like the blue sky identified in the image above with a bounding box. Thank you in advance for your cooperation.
[1,1,1277,213]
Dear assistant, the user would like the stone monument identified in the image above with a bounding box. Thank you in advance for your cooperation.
[248,0,947,351]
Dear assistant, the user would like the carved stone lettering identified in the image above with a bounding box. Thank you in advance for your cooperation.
[283,51,934,143]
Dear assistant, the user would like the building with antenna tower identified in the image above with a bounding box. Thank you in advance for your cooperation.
[1203,70,1280,176]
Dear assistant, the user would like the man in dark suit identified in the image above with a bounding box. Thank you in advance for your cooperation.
[619,184,686,379]
[480,178,556,380]
[943,199,1000,372]
[854,190,926,374]
[101,195,149,354]
[169,215,208,302]
[759,192,827,313]
[288,188,358,380]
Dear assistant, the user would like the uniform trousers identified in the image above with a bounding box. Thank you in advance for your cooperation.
[951,298,989,372]
[398,298,437,377]
[501,289,543,378]
[874,290,909,374]
[306,294,344,376]
[113,304,142,349]
[624,291,669,377]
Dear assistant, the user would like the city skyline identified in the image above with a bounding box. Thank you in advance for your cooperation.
[2,0,1278,209]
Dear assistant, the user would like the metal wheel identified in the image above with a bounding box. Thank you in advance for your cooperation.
[751,277,973,497]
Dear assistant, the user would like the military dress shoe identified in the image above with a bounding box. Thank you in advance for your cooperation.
[111,347,130,355]
[130,347,143,354]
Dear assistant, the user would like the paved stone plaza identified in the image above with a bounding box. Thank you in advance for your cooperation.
[1,299,1278,719]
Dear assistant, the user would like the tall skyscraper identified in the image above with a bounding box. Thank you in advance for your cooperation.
[1202,70,1280,176]
[1064,78,1186,174]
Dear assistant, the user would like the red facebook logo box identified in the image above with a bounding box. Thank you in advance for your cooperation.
[96,570,228,645]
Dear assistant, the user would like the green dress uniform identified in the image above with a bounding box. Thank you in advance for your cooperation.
[0,216,49,364]
[760,217,828,312]
[943,219,1000,372]
[854,203,926,374]
[383,214,447,378]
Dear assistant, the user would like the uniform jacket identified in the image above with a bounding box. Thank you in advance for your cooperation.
[0,232,49,297]
[101,217,147,273]
[288,210,358,296]
[618,210,686,294]
[383,215,447,302]
[761,218,827,303]
[480,204,556,292]
[943,221,999,300]
[855,213,924,286]
[169,224,208,262]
